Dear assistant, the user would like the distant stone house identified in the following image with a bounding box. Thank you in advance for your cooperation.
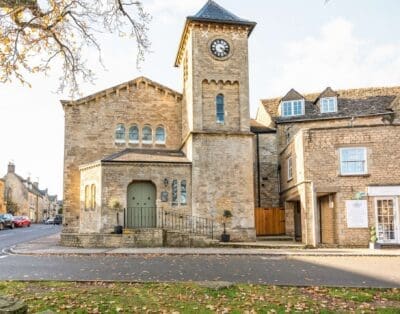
[0,179,5,214]
[3,163,57,222]
[257,86,400,246]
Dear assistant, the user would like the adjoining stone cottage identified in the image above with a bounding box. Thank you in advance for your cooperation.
[256,86,400,247]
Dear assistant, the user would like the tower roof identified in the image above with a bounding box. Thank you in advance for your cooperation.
[188,0,256,28]
[175,0,256,67]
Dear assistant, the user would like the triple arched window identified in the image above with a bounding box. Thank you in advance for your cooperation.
[115,124,125,143]
[115,124,166,145]
[216,94,225,123]
[129,125,139,143]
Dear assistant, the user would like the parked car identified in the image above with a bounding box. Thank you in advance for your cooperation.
[54,215,63,225]
[0,214,15,230]
[13,216,31,228]
[45,217,55,225]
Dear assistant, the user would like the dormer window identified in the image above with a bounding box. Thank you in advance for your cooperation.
[281,100,304,117]
[320,97,337,113]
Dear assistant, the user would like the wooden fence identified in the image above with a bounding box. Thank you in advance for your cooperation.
[254,207,285,236]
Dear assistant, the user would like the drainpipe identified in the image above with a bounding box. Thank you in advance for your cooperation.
[256,133,261,208]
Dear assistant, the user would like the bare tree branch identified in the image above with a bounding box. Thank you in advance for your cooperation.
[0,0,151,96]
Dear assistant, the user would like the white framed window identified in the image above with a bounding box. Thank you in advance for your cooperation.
[281,100,304,117]
[340,147,367,175]
[320,97,337,113]
[142,126,153,144]
[115,124,125,143]
[287,157,293,180]
[155,126,166,144]
[129,125,139,144]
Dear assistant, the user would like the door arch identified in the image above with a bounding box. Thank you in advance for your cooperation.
[126,181,156,228]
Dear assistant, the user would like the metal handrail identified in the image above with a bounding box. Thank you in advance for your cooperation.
[124,207,215,239]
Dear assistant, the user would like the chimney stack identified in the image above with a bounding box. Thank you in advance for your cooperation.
[7,162,15,173]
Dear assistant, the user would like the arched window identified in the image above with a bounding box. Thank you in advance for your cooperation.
[91,184,96,210]
[155,126,166,144]
[129,125,139,143]
[115,124,125,143]
[216,94,225,123]
[142,126,153,144]
[84,185,90,210]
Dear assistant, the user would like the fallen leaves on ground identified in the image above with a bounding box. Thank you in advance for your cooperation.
[0,281,399,313]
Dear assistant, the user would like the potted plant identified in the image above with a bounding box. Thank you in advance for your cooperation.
[112,201,123,234]
[221,210,233,242]
[369,226,380,249]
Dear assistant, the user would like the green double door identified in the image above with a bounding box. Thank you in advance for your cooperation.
[127,182,156,228]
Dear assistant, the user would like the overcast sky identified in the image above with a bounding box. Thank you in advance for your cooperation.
[0,0,399,197]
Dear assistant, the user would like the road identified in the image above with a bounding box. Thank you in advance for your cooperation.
[0,224,61,255]
[0,226,399,288]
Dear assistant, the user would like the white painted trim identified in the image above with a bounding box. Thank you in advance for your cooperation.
[368,186,400,196]
[320,97,338,113]
[374,196,399,244]
[339,147,367,175]
[280,99,305,117]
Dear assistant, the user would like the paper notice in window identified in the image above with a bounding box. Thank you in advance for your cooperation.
[346,200,368,228]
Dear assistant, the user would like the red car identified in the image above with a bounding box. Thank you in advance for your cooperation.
[13,216,31,228]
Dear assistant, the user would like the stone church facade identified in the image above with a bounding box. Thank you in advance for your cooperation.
[61,0,259,246]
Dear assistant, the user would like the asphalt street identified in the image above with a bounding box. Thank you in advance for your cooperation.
[0,225,399,288]
[0,224,61,255]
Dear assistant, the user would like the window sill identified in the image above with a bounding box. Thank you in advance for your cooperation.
[287,178,293,183]
[339,174,370,178]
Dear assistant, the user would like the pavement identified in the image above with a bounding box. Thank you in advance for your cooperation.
[9,233,400,257]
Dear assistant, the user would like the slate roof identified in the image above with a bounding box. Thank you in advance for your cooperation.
[188,0,256,30]
[250,119,276,133]
[101,149,191,164]
[261,86,400,124]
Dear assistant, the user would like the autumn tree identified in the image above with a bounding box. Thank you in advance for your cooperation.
[0,0,151,95]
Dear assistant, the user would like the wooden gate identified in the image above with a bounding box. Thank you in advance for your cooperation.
[255,207,285,236]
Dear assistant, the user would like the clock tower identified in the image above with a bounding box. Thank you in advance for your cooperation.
[175,0,257,241]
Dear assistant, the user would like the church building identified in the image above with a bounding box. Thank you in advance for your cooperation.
[61,0,262,246]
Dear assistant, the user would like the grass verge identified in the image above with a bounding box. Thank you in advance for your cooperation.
[0,281,399,313]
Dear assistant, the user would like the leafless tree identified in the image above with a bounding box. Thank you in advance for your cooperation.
[0,0,151,96]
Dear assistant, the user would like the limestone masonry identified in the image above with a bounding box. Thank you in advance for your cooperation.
[61,0,400,247]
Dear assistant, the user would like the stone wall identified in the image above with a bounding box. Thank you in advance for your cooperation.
[191,133,256,241]
[0,180,5,214]
[303,124,400,246]
[253,132,280,208]
[62,78,182,231]
[189,24,251,133]
[99,162,192,233]
[79,164,102,233]
[3,173,29,216]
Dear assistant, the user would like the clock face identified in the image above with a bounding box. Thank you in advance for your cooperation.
[210,39,230,58]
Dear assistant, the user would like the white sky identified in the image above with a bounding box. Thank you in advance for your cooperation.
[0,0,399,197]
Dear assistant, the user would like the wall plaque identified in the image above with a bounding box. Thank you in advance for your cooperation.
[346,200,368,228]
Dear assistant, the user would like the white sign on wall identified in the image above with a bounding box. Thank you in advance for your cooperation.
[346,200,368,228]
